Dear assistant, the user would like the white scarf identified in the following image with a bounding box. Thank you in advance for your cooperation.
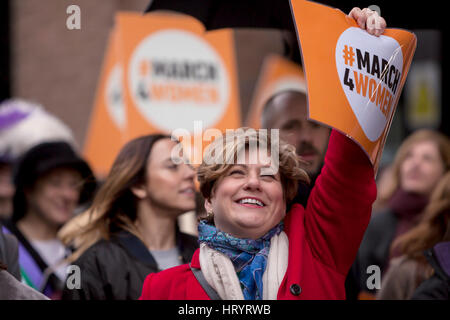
[199,231,289,300]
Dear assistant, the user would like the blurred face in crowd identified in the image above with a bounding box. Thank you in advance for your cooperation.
[205,150,286,240]
[400,140,446,196]
[26,167,82,227]
[0,163,14,218]
[262,91,330,177]
[139,138,196,215]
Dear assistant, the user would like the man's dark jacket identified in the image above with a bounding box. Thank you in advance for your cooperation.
[412,241,450,300]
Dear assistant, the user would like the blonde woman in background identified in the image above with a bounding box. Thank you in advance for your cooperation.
[377,172,450,299]
[353,129,450,299]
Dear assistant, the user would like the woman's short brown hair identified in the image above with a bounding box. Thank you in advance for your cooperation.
[197,128,310,205]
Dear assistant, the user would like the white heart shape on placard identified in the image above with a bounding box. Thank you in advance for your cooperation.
[335,27,403,141]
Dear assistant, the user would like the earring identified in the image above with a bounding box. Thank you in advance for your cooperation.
[206,210,214,220]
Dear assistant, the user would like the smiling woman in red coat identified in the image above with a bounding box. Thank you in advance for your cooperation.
[140,7,383,300]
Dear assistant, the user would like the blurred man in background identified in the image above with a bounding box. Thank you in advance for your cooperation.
[261,89,330,180]
[261,89,331,206]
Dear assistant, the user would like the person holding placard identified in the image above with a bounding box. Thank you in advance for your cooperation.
[139,6,386,301]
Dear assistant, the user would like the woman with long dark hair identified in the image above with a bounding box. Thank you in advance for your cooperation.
[140,126,377,299]
[60,134,198,300]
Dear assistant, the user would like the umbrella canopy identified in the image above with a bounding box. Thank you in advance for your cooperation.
[144,0,307,63]
[144,1,436,31]
[145,0,296,31]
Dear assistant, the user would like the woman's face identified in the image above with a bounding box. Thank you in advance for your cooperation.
[143,139,196,215]
[26,167,82,227]
[400,140,445,196]
[206,150,286,240]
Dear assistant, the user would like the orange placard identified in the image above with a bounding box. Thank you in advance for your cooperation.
[84,12,242,172]
[116,12,241,152]
[83,29,127,177]
[245,54,306,129]
[290,0,417,173]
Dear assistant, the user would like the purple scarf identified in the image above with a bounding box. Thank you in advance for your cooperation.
[389,188,429,257]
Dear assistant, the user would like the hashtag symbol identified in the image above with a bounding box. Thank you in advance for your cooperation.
[342,45,355,67]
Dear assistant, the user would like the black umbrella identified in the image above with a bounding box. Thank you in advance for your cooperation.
[145,0,296,31]
[144,1,436,32]
[144,0,308,63]
[143,0,387,64]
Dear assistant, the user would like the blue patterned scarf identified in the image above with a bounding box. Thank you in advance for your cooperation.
[198,220,284,300]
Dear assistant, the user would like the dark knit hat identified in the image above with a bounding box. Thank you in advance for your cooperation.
[12,141,97,222]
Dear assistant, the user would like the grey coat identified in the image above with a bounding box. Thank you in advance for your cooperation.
[0,270,49,300]
[0,224,21,280]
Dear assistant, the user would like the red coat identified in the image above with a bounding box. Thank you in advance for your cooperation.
[140,130,377,300]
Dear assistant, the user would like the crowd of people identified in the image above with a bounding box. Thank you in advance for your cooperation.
[0,7,449,300]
